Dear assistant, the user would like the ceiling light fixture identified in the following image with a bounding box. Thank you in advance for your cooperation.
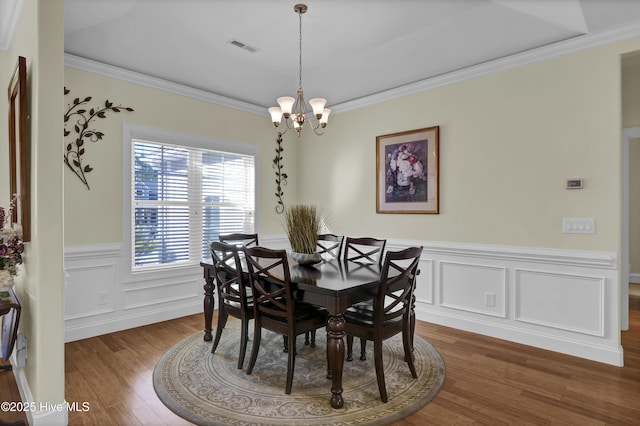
[268,3,330,137]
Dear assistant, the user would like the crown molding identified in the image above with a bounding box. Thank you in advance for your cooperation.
[331,20,640,113]
[64,53,266,116]
[0,0,23,51]
[65,20,640,116]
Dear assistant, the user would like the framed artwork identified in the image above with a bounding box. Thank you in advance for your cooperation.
[8,56,30,242]
[376,126,439,214]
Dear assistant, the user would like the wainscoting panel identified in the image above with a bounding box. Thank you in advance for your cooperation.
[65,264,117,319]
[439,261,507,318]
[64,238,622,366]
[123,279,201,311]
[414,258,435,304]
[64,244,203,342]
[515,269,604,337]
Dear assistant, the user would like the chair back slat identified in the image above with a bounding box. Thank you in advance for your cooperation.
[343,237,387,265]
[244,247,294,322]
[376,246,422,324]
[317,234,344,260]
[219,233,259,248]
[209,241,249,308]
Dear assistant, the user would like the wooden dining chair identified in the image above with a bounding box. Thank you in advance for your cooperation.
[244,246,328,394]
[344,246,423,403]
[343,236,386,265]
[317,233,344,260]
[219,233,259,248]
[209,241,253,369]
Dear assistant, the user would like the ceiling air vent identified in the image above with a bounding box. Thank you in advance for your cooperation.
[228,39,258,53]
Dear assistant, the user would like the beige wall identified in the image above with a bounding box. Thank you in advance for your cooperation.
[1,0,65,409]
[622,53,640,274]
[299,39,639,252]
[63,67,298,245]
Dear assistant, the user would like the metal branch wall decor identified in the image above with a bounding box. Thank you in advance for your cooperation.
[273,132,288,214]
[63,87,134,190]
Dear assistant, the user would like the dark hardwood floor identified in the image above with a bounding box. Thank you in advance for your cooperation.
[1,307,639,425]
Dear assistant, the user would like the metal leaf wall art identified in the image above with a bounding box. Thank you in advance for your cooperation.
[273,132,288,214]
[63,87,134,190]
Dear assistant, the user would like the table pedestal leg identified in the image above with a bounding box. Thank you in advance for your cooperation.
[327,313,345,409]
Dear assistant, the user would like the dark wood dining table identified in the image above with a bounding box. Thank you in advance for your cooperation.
[200,257,387,409]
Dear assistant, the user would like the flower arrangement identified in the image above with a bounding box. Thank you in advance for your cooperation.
[0,196,24,287]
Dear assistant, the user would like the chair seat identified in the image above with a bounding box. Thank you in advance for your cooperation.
[261,302,328,323]
[344,303,403,328]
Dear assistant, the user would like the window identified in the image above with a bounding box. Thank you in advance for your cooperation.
[128,129,255,270]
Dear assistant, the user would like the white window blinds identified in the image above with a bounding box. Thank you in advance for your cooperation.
[132,139,255,269]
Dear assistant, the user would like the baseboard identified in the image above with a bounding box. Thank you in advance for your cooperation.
[629,273,640,284]
[65,302,201,342]
[8,351,68,426]
[414,304,624,366]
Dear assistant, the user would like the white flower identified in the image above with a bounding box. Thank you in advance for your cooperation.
[0,270,14,288]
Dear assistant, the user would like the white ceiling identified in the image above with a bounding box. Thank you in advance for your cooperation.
[62,0,640,112]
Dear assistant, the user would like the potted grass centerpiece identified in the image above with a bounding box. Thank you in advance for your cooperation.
[284,204,322,266]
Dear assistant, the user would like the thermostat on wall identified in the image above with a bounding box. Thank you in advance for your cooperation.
[566,178,583,189]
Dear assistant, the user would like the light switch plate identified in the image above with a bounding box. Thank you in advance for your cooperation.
[563,218,595,234]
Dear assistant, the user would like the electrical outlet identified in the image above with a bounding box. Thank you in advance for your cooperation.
[485,292,496,307]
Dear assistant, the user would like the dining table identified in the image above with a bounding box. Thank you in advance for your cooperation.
[200,257,395,409]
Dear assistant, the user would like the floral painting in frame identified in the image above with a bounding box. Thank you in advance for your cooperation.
[376,126,439,214]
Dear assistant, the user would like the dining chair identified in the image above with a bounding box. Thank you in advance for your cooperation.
[219,233,259,248]
[317,233,344,260]
[343,236,386,265]
[244,246,328,394]
[209,241,253,369]
[344,246,423,403]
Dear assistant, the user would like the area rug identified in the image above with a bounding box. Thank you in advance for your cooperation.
[153,319,445,425]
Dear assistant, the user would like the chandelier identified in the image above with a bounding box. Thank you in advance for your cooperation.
[268,4,330,137]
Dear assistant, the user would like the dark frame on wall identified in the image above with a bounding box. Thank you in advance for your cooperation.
[376,126,439,214]
[8,56,30,242]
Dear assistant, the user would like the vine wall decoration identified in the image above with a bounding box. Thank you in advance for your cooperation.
[63,87,134,190]
[273,132,288,214]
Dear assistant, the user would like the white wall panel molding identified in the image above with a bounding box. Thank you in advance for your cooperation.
[63,239,622,365]
[414,258,435,305]
[514,269,605,337]
[421,241,617,269]
[64,243,201,342]
[64,243,121,261]
[439,261,507,318]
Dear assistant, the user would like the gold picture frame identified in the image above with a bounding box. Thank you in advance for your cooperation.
[8,56,30,242]
[376,126,439,214]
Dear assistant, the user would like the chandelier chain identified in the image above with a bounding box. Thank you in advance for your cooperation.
[298,9,303,89]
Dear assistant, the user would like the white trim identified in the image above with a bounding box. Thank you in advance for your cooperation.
[64,238,621,365]
[414,307,624,367]
[64,54,265,116]
[621,126,640,331]
[121,122,258,281]
[8,350,69,426]
[64,302,200,342]
[66,21,640,114]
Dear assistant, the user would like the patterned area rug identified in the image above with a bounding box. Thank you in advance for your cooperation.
[153,320,445,426]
